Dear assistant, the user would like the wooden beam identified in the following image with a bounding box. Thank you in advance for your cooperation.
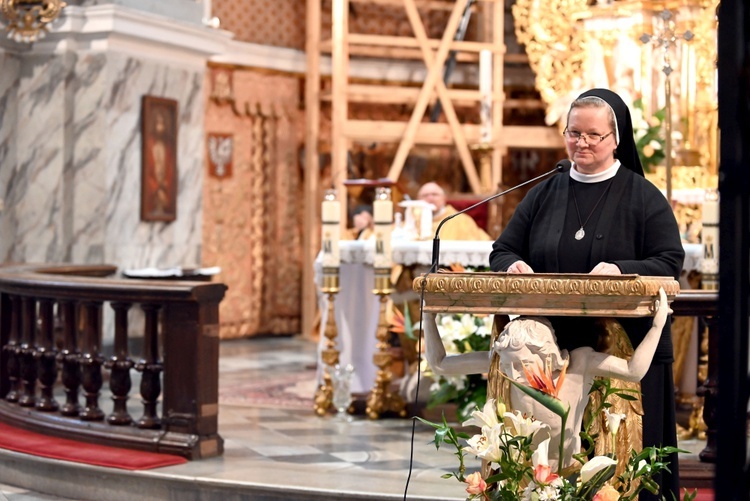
[403,0,482,193]
[320,85,544,109]
[331,0,350,222]
[347,34,498,53]
[343,121,564,149]
[302,0,322,341]
[319,40,480,61]
[386,0,469,183]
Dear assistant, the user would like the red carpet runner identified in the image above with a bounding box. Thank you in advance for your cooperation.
[0,422,187,470]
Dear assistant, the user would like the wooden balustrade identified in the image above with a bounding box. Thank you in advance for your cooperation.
[0,264,227,460]
[670,288,719,464]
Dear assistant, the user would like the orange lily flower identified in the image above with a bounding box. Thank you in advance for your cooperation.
[521,356,567,399]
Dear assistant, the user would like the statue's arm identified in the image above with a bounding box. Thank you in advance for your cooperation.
[588,288,671,381]
[423,312,490,375]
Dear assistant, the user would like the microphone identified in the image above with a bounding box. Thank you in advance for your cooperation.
[429,158,572,271]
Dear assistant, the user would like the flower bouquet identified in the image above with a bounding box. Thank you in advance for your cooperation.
[418,380,696,501]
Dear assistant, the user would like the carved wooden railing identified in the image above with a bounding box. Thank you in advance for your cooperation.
[0,264,227,460]
[670,289,719,463]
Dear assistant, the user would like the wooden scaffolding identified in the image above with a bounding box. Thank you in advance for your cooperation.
[301,0,561,337]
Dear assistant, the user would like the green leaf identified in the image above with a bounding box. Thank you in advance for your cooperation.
[506,377,569,419]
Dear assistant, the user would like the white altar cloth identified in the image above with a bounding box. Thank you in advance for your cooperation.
[339,239,493,267]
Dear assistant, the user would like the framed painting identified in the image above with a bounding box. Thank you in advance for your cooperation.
[141,95,178,222]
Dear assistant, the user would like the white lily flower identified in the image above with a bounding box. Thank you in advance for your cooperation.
[532,437,551,468]
[475,315,494,337]
[604,408,626,436]
[463,424,504,463]
[580,456,618,483]
[648,139,662,150]
[463,398,501,428]
[457,314,479,337]
[504,410,548,437]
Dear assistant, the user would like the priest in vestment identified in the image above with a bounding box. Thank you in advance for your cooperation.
[417,182,491,241]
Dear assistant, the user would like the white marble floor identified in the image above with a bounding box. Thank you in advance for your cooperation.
[0,335,708,501]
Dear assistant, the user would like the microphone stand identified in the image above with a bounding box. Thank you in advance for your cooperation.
[403,158,569,499]
[429,160,572,273]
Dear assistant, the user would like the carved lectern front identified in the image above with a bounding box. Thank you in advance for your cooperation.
[413,272,680,317]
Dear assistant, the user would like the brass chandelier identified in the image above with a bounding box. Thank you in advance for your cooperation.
[1,0,66,43]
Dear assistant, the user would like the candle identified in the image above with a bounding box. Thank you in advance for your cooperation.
[374,199,393,224]
[373,187,393,268]
[479,49,492,144]
[322,199,340,224]
[701,189,719,285]
[321,190,340,267]
[419,203,433,240]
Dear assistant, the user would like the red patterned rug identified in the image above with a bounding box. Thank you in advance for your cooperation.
[0,421,187,470]
[218,370,317,410]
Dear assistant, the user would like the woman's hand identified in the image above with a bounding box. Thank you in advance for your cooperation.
[590,262,622,275]
[507,260,534,274]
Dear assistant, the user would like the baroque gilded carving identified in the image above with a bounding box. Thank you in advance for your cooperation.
[1,0,66,42]
[512,0,590,124]
[414,272,680,317]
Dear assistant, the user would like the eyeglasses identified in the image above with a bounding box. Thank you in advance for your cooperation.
[563,129,614,146]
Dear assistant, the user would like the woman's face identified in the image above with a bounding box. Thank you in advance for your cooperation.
[565,106,617,174]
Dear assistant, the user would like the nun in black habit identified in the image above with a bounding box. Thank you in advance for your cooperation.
[489,88,685,500]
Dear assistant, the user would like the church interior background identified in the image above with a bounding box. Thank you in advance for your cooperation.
[0,0,733,497]
[0,0,744,496]
[0,0,718,337]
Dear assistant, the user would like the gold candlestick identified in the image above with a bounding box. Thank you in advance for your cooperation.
[313,268,341,416]
[365,267,406,419]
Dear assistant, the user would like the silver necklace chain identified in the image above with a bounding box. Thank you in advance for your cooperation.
[571,180,613,240]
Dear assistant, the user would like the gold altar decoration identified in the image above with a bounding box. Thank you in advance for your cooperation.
[511,0,590,124]
[514,0,719,182]
[366,267,407,419]
[313,268,342,416]
[1,0,66,43]
[414,272,680,317]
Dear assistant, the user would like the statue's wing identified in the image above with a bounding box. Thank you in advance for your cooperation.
[485,315,512,479]
[487,315,512,408]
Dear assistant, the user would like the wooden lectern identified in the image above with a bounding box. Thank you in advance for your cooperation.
[414,272,680,317]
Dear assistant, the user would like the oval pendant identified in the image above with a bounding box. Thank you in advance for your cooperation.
[575,228,585,240]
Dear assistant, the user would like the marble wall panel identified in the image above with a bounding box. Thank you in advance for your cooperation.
[0,53,20,262]
[11,54,72,263]
[98,52,206,269]
[0,49,206,270]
